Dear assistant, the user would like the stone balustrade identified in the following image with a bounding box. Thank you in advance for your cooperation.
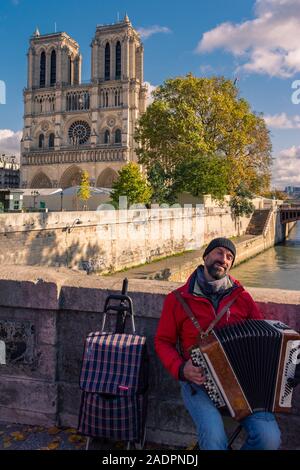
[22,147,127,166]
[0,266,299,448]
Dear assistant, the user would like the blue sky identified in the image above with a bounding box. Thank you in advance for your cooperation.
[0,0,300,189]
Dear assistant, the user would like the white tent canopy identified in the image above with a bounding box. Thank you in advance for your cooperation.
[22,186,113,196]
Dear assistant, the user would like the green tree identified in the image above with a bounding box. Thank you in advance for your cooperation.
[135,74,272,201]
[172,154,230,201]
[229,183,255,218]
[147,162,176,204]
[111,162,153,208]
[77,170,91,208]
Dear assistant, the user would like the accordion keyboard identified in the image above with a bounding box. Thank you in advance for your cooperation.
[190,347,226,408]
[280,340,300,408]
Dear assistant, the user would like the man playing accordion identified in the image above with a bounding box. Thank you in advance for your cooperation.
[155,237,283,450]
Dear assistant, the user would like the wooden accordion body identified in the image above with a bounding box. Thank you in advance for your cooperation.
[190,320,300,421]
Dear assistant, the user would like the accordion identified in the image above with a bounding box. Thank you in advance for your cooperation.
[190,320,300,421]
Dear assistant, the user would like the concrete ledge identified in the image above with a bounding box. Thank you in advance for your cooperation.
[0,266,299,448]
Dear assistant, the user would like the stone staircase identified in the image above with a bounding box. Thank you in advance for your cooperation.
[246,209,271,236]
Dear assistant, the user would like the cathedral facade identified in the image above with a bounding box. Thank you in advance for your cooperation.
[21,15,147,189]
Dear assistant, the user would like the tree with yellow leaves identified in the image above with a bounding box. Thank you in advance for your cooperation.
[135,74,272,203]
[77,170,91,210]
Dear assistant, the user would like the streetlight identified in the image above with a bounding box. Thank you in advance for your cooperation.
[31,190,39,210]
[60,190,64,211]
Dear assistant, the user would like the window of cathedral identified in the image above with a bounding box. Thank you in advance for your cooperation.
[38,133,44,149]
[68,120,91,146]
[116,41,121,80]
[115,129,121,144]
[49,133,55,149]
[50,50,56,87]
[40,51,46,88]
[104,129,110,144]
[105,43,110,81]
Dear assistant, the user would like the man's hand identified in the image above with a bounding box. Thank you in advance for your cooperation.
[183,359,206,385]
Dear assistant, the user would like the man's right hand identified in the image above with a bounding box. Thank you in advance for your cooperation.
[183,359,206,385]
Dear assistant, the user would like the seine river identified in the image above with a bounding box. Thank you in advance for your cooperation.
[231,222,300,291]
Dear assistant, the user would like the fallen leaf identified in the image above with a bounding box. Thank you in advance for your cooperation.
[10,432,26,441]
[116,441,126,448]
[33,426,45,433]
[47,441,60,450]
[48,427,61,435]
[68,434,85,444]
[65,428,78,434]
[3,440,12,449]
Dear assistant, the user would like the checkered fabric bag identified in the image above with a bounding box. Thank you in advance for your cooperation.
[78,332,148,442]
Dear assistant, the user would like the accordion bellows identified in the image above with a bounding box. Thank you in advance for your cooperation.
[190,320,300,421]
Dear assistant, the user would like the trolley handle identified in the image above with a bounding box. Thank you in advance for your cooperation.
[101,279,135,334]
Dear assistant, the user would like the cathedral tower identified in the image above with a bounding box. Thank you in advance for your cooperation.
[21,15,147,190]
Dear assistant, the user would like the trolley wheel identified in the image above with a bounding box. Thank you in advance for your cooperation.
[126,428,147,450]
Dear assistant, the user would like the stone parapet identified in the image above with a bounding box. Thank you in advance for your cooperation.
[0,266,299,448]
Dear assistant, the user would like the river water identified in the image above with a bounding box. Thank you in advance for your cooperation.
[230,222,300,291]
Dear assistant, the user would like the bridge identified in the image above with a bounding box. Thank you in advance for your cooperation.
[280,204,300,224]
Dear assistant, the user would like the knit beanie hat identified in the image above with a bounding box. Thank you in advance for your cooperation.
[203,237,236,264]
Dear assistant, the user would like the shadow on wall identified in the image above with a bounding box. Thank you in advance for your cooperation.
[0,221,107,273]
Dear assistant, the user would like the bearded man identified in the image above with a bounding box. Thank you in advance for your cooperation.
[154,237,281,450]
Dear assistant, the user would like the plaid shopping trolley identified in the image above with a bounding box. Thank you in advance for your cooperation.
[77,279,149,449]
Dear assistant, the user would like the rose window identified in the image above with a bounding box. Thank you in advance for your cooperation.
[68,121,91,145]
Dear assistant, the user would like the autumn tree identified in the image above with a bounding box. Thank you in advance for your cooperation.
[77,170,91,209]
[135,74,272,202]
[111,162,153,208]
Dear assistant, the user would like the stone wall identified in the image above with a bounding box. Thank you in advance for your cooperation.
[0,204,285,273]
[0,266,299,449]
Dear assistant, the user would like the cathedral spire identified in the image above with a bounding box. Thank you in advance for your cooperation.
[124,13,130,23]
[33,27,40,37]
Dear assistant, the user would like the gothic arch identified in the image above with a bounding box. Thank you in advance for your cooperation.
[96,167,118,188]
[31,172,52,189]
[60,165,83,189]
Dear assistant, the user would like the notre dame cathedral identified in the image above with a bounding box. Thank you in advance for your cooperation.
[20,15,147,189]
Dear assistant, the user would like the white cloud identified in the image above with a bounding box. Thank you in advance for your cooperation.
[199,64,215,75]
[144,81,157,106]
[137,25,171,40]
[264,113,300,129]
[197,0,300,77]
[272,144,300,188]
[0,129,22,158]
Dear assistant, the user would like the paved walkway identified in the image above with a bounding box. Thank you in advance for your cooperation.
[0,422,87,450]
[0,421,186,451]
[106,235,255,281]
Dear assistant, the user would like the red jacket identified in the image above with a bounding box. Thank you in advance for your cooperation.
[154,272,263,380]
